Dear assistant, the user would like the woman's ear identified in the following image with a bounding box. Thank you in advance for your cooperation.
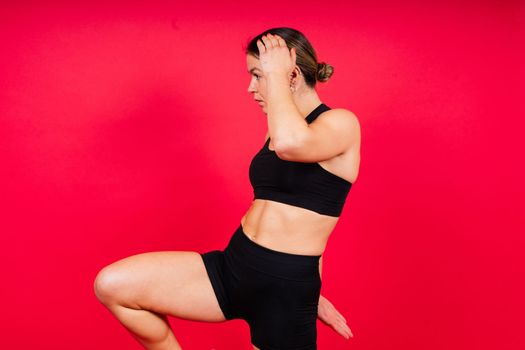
[289,66,297,78]
[290,66,302,84]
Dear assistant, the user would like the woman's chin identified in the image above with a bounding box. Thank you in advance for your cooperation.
[255,101,266,113]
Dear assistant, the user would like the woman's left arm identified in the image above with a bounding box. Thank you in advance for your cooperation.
[318,256,354,340]
[319,255,323,280]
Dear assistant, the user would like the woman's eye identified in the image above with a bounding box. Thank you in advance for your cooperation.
[253,74,260,80]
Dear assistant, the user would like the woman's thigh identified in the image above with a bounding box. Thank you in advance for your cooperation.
[94,250,227,322]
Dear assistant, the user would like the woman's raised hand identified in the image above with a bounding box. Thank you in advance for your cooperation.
[256,33,296,79]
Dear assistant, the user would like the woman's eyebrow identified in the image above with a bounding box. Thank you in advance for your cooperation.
[248,67,261,73]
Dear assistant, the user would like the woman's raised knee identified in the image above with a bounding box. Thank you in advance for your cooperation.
[93,265,131,305]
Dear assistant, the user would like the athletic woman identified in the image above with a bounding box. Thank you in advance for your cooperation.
[94,27,360,350]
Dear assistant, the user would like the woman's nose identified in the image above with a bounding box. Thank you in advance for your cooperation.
[247,82,256,93]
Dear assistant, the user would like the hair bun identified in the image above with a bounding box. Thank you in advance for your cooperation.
[316,62,334,82]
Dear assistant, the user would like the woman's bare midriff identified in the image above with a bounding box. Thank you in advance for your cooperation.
[239,199,339,256]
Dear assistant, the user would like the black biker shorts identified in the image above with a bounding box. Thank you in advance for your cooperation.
[200,223,322,350]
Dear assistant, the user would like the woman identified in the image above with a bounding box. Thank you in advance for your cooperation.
[94,27,360,350]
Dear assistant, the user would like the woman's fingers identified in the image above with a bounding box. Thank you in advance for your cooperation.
[343,322,353,338]
[256,39,266,53]
[335,322,352,339]
[270,34,286,47]
[261,34,274,48]
[265,33,279,47]
[318,295,353,339]
[325,302,346,324]
[339,321,354,338]
[261,34,287,49]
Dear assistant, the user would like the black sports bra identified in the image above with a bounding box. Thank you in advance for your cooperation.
[248,103,352,217]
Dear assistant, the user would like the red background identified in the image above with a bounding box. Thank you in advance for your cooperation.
[1,1,523,349]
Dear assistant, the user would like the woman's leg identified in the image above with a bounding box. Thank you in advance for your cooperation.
[93,251,227,350]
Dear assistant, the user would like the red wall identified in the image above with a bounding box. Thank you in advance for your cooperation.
[1,1,523,349]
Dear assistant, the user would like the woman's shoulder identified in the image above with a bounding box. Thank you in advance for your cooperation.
[324,105,358,121]
[319,106,360,134]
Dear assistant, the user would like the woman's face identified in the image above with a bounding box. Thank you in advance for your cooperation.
[246,54,268,113]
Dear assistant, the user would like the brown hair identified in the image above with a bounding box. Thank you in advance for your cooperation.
[243,27,334,89]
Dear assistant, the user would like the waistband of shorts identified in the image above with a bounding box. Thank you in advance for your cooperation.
[230,223,321,267]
